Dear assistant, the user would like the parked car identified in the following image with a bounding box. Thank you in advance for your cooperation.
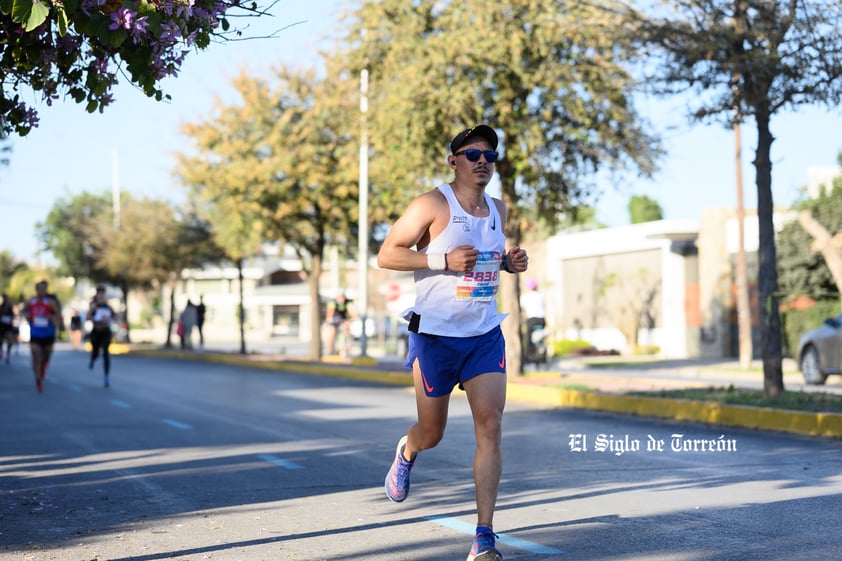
[797,313,842,385]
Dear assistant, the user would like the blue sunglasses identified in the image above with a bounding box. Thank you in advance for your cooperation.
[453,149,499,163]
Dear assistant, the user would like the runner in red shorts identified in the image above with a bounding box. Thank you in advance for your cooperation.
[23,280,62,392]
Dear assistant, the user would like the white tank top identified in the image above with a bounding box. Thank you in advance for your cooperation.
[404,183,508,336]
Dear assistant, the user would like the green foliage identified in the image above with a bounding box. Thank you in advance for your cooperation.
[623,0,842,394]
[778,175,842,299]
[0,250,28,295]
[637,386,842,414]
[344,0,659,236]
[551,338,594,356]
[628,194,663,224]
[37,191,113,280]
[176,62,363,266]
[780,300,841,357]
[37,190,218,292]
[0,0,268,135]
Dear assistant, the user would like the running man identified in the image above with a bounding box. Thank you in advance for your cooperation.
[0,293,17,364]
[88,285,116,387]
[23,281,62,392]
[377,125,529,561]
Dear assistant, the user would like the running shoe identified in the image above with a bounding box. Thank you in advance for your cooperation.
[104,374,110,388]
[384,435,413,502]
[35,379,43,393]
[467,527,502,561]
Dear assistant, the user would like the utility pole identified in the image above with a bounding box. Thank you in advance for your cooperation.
[735,120,753,369]
[112,149,121,229]
[357,68,370,358]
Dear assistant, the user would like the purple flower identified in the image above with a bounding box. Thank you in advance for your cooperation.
[109,8,136,31]
[130,15,149,43]
[159,20,181,43]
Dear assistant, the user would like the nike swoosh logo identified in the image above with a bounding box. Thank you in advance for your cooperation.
[421,371,435,393]
[491,215,496,230]
[498,354,505,368]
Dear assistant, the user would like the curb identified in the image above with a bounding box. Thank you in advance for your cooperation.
[129,349,842,439]
[505,384,842,439]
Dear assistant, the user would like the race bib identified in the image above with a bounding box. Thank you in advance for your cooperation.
[455,251,502,302]
[33,316,50,327]
[0,315,11,324]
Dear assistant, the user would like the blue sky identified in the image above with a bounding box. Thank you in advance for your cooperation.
[2,1,841,262]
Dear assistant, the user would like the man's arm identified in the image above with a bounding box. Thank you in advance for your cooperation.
[377,191,442,272]
[378,189,480,273]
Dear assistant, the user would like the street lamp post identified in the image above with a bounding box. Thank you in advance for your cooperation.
[358,69,369,358]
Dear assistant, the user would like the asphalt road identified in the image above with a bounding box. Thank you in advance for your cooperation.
[1,348,840,561]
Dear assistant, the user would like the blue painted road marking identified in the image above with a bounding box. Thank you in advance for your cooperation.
[257,454,303,470]
[427,515,564,555]
[110,399,132,409]
[162,419,193,430]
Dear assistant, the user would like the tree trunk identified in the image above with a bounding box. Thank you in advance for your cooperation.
[165,279,175,349]
[497,156,523,376]
[237,258,247,355]
[753,111,784,396]
[120,281,131,343]
[309,253,323,361]
[797,211,842,294]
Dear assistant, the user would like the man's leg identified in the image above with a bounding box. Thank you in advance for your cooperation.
[90,334,100,368]
[30,343,44,379]
[325,324,336,355]
[385,359,451,502]
[102,333,112,374]
[41,344,53,378]
[463,371,507,528]
[30,342,49,391]
[405,359,451,458]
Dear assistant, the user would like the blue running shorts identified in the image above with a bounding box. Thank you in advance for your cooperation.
[404,325,506,397]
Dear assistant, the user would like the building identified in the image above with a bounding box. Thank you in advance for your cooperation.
[546,219,700,357]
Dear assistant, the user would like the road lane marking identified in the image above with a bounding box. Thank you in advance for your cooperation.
[110,399,132,409]
[256,454,303,470]
[162,419,193,430]
[427,515,564,555]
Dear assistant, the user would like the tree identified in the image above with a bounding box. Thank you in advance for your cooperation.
[176,62,362,359]
[778,177,842,300]
[38,191,218,341]
[0,0,275,136]
[622,0,842,396]
[156,210,226,350]
[0,249,28,294]
[0,129,9,166]
[778,170,842,301]
[628,194,664,224]
[37,191,113,282]
[342,0,659,375]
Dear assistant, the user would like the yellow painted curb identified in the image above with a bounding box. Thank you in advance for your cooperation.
[127,348,841,438]
[129,348,413,387]
[506,384,842,438]
[83,342,131,355]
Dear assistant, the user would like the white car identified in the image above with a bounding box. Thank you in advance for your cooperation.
[797,313,842,385]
